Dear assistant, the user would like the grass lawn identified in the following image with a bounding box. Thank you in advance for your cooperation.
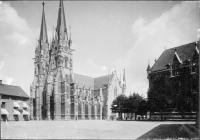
[137,124,199,139]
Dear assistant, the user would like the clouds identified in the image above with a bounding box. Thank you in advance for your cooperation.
[0,1,198,97]
[101,66,107,70]
[74,58,108,78]
[132,16,147,37]
[0,2,34,92]
[0,61,4,71]
[0,61,13,85]
[0,2,31,47]
[115,2,198,96]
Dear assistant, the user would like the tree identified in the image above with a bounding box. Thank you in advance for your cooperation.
[111,94,128,120]
[127,93,147,116]
[147,74,174,120]
[138,98,148,116]
[111,93,148,120]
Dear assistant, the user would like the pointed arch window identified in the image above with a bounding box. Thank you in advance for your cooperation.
[61,81,65,93]
[38,65,40,74]
[65,57,68,68]
[191,51,198,74]
[58,82,61,93]
[114,86,117,97]
[61,94,65,103]
[79,89,82,97]
[171,63,180,77]
[86,91,88,96]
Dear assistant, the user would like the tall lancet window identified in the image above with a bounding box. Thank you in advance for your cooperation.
[172,63,179,77]
[114,86,117,97]
[58,82,61,93]
[61,81,65,93]
[65,58,68,68]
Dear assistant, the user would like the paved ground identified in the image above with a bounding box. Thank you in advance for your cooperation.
[1,120,195,139]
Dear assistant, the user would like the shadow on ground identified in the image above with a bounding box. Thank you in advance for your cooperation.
[137,124,199,139]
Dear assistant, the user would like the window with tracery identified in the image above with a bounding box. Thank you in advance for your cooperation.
[65,57,68,68]
[172,63,179,77]
[114,87,117,97]
[61,94,65,103]
[191,52,198,73]
[58,82,61,93]
[61,82,65,93]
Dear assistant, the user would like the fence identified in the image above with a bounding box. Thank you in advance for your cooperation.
[150,112,196,121]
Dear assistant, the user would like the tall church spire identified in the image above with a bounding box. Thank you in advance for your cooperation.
[39,2,48,45]
[56,0,67,43]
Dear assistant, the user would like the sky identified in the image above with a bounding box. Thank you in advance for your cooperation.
[0,1,199,97]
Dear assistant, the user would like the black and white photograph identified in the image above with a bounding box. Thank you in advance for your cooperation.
[0,0,199,139]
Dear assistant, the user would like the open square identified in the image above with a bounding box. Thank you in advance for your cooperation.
[1,120,195,139]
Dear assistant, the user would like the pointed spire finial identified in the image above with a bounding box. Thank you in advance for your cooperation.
[147,59,151,71]
[69,25,71,39]
[42,2,45,7]
[108,69,110,85]
[123,69,126,83]
[52,26,54,40]
[39,1,48,44]
[56,0,67,43]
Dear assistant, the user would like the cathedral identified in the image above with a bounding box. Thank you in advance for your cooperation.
[30,0,126,121]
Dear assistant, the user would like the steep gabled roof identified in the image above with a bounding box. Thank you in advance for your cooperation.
[151,42,198,72]
[0,84,29,98]
[74,73,94,90]
[74,73,114,92]
[94,74,114,90]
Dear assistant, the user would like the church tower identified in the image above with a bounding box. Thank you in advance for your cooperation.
[47,0,74,120]
[33,2,49,120]
[31,0,106,121]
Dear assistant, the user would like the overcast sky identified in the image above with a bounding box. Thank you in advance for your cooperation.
[0,1,199,97]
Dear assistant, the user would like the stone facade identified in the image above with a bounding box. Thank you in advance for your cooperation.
[30,0,126,121]
[147,41,199,111]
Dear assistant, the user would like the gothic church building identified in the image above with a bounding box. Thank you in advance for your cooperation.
[30,0,126,121]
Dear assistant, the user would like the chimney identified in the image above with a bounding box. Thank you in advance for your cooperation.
[0,80,2,84]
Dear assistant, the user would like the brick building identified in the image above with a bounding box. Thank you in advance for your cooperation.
[0,80,30,121]
[30,0,126,121]
[147,41,199,111]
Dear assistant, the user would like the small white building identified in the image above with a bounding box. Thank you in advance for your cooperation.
[0,80,30,121]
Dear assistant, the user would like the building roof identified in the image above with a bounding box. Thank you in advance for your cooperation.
[74,73,114,91]
[151,42,199,72]
[0,84,29,98]
[94,74,114,90]
[74,73,94,90]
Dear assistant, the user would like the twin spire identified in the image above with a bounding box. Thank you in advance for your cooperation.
[39,0,68,47]
[39,2,48,45]
[56,0,67,42]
